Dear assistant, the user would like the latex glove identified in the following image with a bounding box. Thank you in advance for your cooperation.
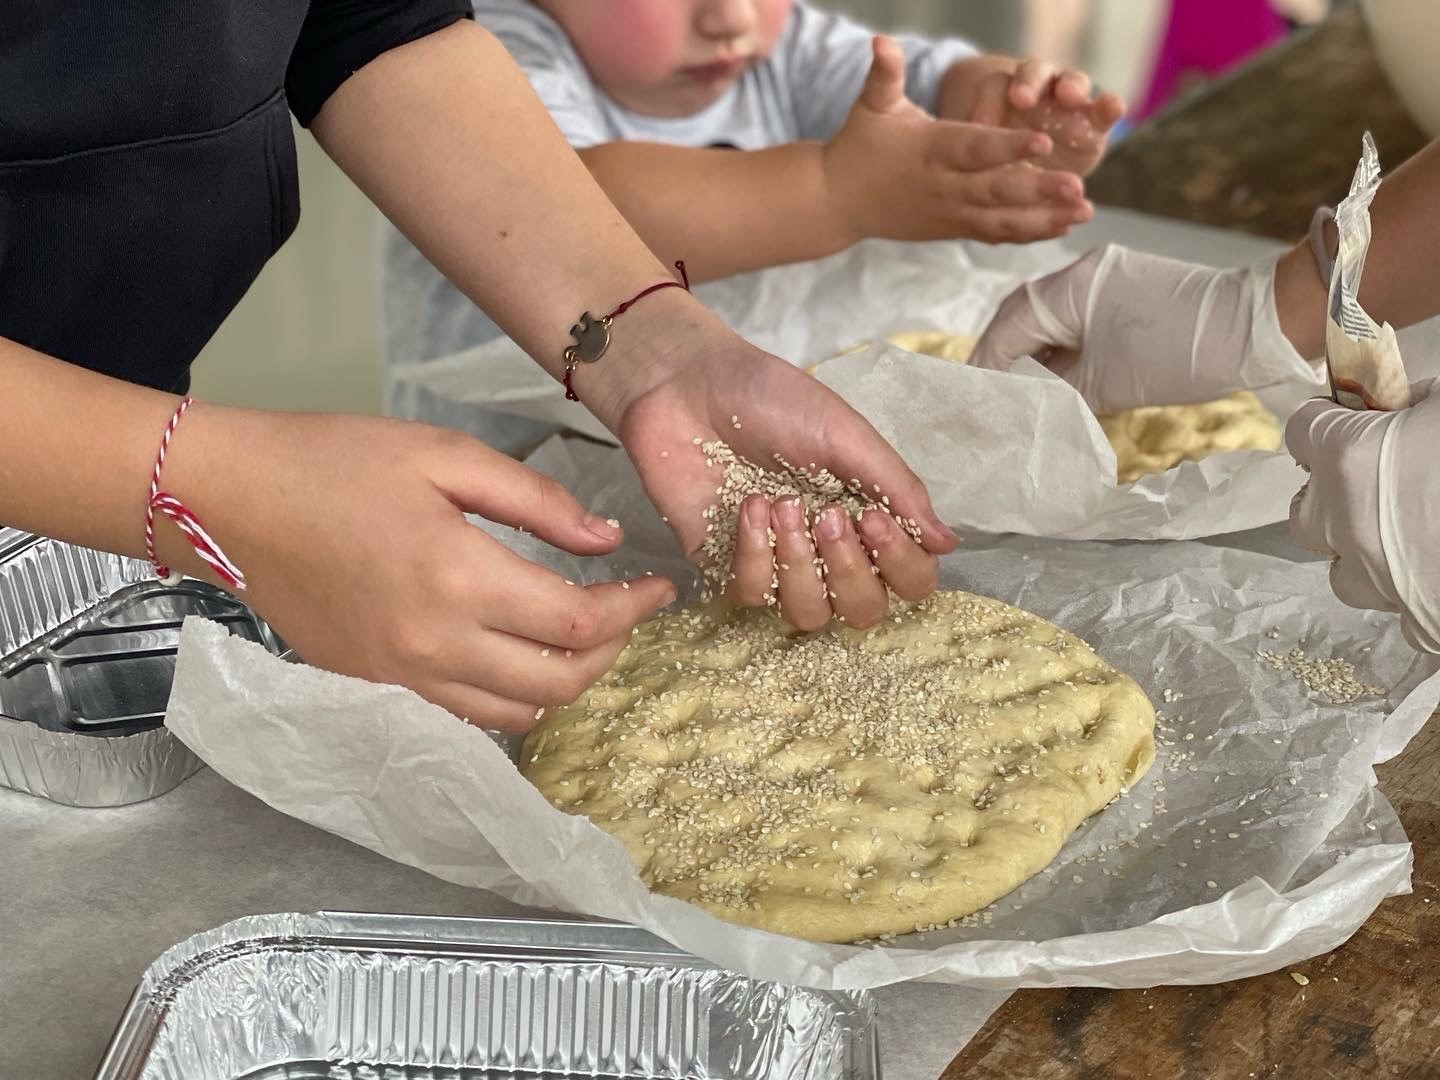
[597,336,957,633]
[1287,380,1440,652]
[821,37,1093,247]
[160,410,677,732]
[970,245,1324,414]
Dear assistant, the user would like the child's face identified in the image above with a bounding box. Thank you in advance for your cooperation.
[536,0,793,117]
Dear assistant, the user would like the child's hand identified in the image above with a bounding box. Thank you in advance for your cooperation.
[941,54,1125,177]
[822,36,1093,247]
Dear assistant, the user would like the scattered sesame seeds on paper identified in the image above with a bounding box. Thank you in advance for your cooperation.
[164,434,1440,993]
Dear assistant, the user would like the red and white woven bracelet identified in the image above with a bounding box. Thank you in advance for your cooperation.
[144,397,246,590]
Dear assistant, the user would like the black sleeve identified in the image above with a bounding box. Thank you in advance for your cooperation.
[287,0,474,127]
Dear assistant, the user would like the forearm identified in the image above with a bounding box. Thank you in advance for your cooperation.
[0,339,181,556]
[1276,139,1440,359]
[578,141,854,283]
[311,20,720,421]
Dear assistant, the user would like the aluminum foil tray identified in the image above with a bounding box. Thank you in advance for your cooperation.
[0,528,284,806]
[96,912,880,1080]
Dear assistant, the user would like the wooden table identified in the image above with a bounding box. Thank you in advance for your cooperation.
[1086,5,1429,242]
[943,11,1438,1076]
[941,718,1440,1078]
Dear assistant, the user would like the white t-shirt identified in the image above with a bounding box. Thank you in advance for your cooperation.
[382,0,976,447]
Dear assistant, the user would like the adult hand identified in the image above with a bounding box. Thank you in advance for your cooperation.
[970,245,1323,414]
[1287,380,1440,652]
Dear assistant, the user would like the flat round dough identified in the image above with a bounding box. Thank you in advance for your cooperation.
[521,591,1155,942]
[809,332,1281,483]
[1099,391,1282,484]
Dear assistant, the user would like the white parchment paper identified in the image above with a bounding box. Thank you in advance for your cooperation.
[166,438,1440,992]
[387,235,1320,541]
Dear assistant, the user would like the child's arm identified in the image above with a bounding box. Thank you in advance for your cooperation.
[2,21,951,730]
[576,38,1089,283]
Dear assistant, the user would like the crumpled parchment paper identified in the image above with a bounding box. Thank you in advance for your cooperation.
[164,438,1440,992]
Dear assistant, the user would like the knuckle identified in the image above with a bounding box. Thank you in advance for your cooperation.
[562,601,605,648]
[391,621,442,669]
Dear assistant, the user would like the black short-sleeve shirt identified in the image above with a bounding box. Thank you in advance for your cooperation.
[0,1,471,392]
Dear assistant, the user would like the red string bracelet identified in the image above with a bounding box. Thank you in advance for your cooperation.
[562,260,690,402]
[145,397,247,591]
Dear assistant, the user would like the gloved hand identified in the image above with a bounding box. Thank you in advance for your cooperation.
[1287,380,1440,652]
[970,244,1324,414]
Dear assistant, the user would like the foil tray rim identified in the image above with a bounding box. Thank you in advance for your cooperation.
[96,910,881,1080]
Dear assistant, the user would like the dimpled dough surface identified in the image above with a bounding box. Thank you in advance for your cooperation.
[520,591,1156,943]
[1098,391,1282,484]
[813,333,1282,484]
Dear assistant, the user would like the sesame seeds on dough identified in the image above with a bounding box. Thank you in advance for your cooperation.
[520,590,1156,943]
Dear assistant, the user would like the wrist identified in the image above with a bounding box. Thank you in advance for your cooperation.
[818,136,872,248]
[570,287,726,433]
[1274,241,1329,361]
[146,402,280,589]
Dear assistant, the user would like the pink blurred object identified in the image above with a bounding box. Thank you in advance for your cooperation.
[1135,0,1289,121]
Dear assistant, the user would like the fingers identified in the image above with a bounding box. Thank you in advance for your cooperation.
[952,162,1084,209]
[434,436,624,557]
[971,70,1013,126]
[947,197,1094,244]
[814,412,956,555]
[1009,58,1057,110]
[858,34,907,113]
[467,626,631,708]
[429,681,545,734]
[1284,397,1359,470]
[858,509,938,601]
[727,494,777,606]
[813,505,889,628]
[483,557,676,648]
[1090,90,1126,131]
[970,284,1066,372]
[1329,556,1394,613]
[1053,69,1092,108]
[931,121,1050,171]
[771,496,832,632]
[734,497,942,628]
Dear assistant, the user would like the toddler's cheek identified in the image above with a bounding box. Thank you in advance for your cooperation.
[581,3,688,82]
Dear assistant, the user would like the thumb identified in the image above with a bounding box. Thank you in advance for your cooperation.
[858,35,907,113]
[970,281,1083,372]
[1283,396,1390,471]
[971,249,1103,372]
[437,441,624,556]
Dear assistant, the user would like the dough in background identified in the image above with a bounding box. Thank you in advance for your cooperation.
[521,591,1156,943]
[1098,392,1281,484]
[813,331,1282,484]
